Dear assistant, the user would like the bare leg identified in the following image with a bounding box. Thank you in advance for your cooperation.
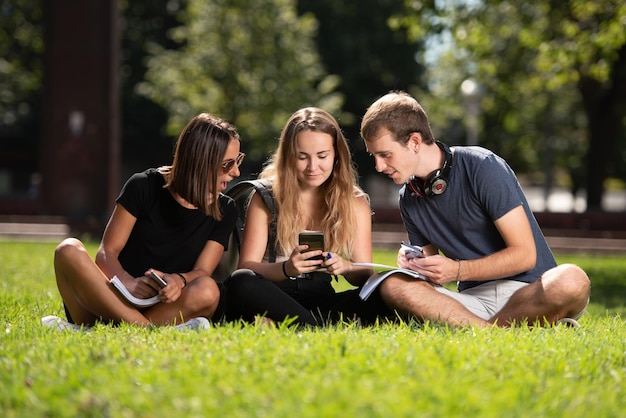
[379,274,491,328]
[489,264,590,326]
[54,238,151,326]
[144,276,220,325]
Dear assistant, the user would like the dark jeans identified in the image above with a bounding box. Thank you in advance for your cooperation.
[222,268,394,327]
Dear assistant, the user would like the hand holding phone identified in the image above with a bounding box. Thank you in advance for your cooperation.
[148,270,168,288]
[299,231,325,261]
[401,242,424,259]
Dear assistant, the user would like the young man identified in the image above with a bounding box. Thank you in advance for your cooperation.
[360,91,590,327]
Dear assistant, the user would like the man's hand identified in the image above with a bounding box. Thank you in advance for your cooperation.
[404,255,460,285]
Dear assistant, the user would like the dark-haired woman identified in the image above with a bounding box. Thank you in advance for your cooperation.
[44,113,243,330]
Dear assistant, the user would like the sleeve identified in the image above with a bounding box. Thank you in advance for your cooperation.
[471,153,524,222]
[115,170,155,218]
[210,195,238,249]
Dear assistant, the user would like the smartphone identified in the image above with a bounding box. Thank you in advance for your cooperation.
[401,241,424,259]
[148,271,168,288]
[299,231,325,261]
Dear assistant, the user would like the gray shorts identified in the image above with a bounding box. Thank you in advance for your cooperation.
[434,280,529,320]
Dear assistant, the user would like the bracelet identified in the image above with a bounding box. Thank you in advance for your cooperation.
[176,272,187,288]
[455,260,462,281]
[282,261,296,280]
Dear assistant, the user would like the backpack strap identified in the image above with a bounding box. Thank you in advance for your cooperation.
[246,179,277,262]
[226,179,278,262]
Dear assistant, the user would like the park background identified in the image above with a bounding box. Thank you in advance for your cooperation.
[1,2,626,416]
[0,1,625,246]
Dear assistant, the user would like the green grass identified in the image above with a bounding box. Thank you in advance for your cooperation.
[1,241,625,417]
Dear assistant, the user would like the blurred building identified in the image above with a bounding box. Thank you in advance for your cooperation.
[0,1,120,236]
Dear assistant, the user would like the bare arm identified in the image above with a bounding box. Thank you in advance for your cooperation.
[237,193,286,280]
[406,205,537,284]
[189,240,225,281]
[462,204,536,280]
[95,204,136,282]
[323,195,373,286]
[238,192,322,280]
[95,205,163,300]
[238,193,374,284]
[96,203,223,300]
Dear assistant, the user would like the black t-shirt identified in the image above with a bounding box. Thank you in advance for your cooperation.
[115,168,237,277]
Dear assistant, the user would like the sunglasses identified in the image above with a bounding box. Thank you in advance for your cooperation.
[221,152,245,173]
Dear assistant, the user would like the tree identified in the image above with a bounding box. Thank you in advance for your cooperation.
[0,0,44,199]
[298,0,425,144]
[0,0,43,134]
[138,0,342,160]
[394,0,626,211]
[119,0,185,168]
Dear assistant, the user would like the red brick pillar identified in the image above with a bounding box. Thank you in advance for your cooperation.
[40,0,120,233]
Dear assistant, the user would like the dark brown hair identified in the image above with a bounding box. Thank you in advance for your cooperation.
[162,113,239,220]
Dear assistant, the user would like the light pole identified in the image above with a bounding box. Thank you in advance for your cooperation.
[460,78,483,146]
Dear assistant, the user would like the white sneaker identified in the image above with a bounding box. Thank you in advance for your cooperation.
[41,315,92,332]
[556,318,580,328]
[174,317,211,331]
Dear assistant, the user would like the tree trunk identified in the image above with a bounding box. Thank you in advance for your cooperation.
[579,45,626,211]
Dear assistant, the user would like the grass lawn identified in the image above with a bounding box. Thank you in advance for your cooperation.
[1,241,625,417]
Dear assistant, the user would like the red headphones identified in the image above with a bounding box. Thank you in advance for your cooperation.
[408,141,453,198]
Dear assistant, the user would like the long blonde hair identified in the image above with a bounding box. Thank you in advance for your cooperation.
[260,107,368,258]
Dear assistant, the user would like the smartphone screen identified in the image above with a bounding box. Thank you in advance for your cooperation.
[299,231,325,261]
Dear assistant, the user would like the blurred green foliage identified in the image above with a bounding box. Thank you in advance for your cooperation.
[1,0,625,209]
[137,0,342,160]
[392,0,626,208]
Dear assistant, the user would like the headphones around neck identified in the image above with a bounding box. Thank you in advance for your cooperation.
[408,141,453,198]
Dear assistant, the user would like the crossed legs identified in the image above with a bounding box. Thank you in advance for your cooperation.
[491,264,590,326]
[54,238,219,327]
[378,263,590,328]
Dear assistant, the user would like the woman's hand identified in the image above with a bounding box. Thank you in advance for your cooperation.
[123,274,159,299]
[284,245,326,277]
[321,252,351,276]
[142,269,184,303]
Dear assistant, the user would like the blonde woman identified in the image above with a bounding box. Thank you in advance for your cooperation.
[225,107,386,326]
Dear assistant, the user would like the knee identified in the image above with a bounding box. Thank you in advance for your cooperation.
[558,264,590,300]
[54,238,87,264]
[188,277,220,309]
[224,269,263,296]
[544,264,590,310]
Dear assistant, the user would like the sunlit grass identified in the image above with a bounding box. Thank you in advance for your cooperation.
[1,241,624,417]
